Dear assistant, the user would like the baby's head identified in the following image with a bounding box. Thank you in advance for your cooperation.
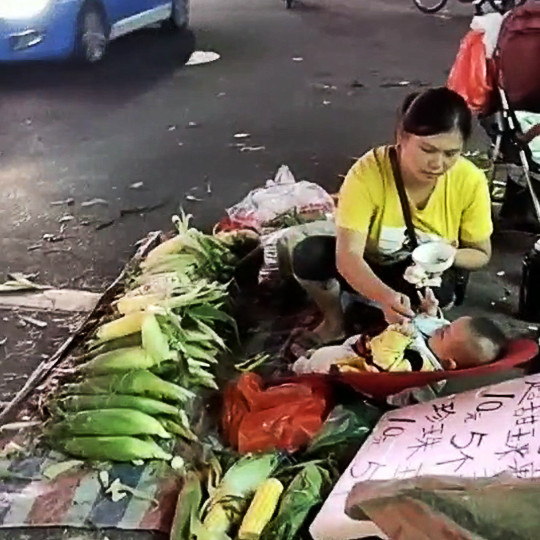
[428,316,508,370]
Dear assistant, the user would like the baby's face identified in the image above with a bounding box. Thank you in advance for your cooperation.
[427,316,481,370]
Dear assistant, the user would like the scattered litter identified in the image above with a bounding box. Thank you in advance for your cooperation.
[0,338,6,346]
[43,460,83,480]
[58,215,74,224]
[313,83,337,92]
[106,478,158,505]
[185,195,204,202]
[19,315,47,328]
[81,198,109,208]
[99,470,110,489]
[0,421,41,433]
[27,244,42,252]
[187,122,199,128]
[171,456,185,471]
[234,133,251,139]
[168,125,177,132]
[322,100,331,105]
[380,81,411,88]
[0,441,23,458]
[178,142,184,146]
[120,201,166,216]
[95,219,115,231]
[496,271,505,277]
[186,50,220,66]
[43,233,65,243]
[490,301,496,306]
[351,80,365,88]
[240,146,266,152]
[50,198,74,207]
[528,325,538,331]
[129,182,144,190]
[205,178,212,195]
[0,273,49,293]
[292,57,304,62]
[217,92,226,97]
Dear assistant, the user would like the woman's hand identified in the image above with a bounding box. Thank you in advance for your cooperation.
[418,287,439,317]
[380,292,415,324]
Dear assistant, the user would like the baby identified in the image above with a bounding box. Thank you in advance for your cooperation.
[293,289,508,375]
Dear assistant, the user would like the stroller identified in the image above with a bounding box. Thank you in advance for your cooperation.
[479,4,540,231]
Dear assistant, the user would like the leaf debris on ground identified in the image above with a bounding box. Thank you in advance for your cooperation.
[120,201,166,216]
[19,315,48,328]
[50,198,75,207]
[240,145,266,152]
[81,198,109,208]
[0,273,50,293]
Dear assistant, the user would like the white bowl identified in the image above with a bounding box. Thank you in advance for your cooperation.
[412,242,456,274]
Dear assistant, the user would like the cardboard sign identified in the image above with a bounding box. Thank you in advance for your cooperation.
[311,374,540,539]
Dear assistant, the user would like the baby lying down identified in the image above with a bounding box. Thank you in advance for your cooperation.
[293,314,508,375]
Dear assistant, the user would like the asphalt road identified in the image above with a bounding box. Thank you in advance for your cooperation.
[0,0,475,290]
[0,1,536,538]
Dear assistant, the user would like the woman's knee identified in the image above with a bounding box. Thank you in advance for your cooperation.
[292,235,337,281]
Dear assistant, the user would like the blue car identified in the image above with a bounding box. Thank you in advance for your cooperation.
[0,0,190,63]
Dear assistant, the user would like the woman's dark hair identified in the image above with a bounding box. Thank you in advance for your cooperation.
[399,87,472,141]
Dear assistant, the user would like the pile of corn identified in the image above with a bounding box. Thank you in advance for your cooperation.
[49,214,240,463]
[171,454,329,540]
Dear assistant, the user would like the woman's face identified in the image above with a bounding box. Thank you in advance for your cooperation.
[399,128,464,184]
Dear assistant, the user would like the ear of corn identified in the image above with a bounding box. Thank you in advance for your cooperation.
[64,370,195,403]
[116,294,163,315]
[51,409,171,439]
[142,313,172,362]
[57,436,172,462]
[143,236,186,267]
[55,394,180,417]
[238,478,283,540]
[86,333,142,357]
[198,454,279,538]
[96,312,146,342]
[158,417,197,442]
[170,471,203,540]
[78,347,157,375]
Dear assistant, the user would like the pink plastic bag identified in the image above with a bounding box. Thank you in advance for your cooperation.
[225,165,335,232]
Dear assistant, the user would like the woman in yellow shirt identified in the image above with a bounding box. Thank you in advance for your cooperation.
[292,87,493,345]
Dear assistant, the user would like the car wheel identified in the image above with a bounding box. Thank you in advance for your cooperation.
[163,0,190,31]
[75,2,108,63]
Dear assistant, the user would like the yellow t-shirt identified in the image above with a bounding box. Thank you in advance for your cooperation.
[336,146,493,263]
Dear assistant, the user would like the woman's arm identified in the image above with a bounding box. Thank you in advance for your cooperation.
[336,227,415,323]
[454,237,491,270]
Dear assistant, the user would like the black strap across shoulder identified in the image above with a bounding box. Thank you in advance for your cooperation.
[389,145,418,250]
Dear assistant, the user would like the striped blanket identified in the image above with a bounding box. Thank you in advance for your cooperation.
[0,453,180,531]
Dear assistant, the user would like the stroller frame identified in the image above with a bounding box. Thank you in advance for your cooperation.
[483,87,540,225]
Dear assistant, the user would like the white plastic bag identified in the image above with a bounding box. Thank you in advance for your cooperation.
[471,12,503,58]
[225,165,335,232]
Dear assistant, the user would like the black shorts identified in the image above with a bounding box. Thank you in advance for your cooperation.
[291,235,464,308]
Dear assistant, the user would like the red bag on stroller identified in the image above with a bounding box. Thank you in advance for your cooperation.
[496,4,540,113]
[447,30,496,114]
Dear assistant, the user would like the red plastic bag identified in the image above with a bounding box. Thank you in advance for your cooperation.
[222,373,330,454]
[447,30,495,115]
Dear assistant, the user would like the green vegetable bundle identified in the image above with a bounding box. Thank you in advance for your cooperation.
[48,214,240,463]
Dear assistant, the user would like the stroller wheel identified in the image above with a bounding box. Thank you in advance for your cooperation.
[413,0,448,14]
[487,0,526,13]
